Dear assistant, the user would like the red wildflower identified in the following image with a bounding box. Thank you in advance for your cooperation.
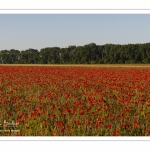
[43,119,46,123]
[134,121,139,127]
[121,123,126,127]
[52,131,57,136]
[107,124,112,129]
[78,121,81,125]
[115,130,119,135]
[60,128,64,133]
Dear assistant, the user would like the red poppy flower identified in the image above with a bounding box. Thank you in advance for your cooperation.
[107,124,112,129]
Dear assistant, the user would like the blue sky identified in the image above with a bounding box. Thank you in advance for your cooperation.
[0,14,150,51]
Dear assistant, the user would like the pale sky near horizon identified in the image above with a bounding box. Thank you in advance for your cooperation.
[0,14,150,51]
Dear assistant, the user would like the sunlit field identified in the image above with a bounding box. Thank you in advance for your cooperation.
[1,64,150,67]
[0,65,150,136]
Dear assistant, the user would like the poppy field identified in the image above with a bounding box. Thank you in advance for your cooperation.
[0,65,150,136]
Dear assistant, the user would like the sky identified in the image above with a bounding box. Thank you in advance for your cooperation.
[0,14,150,51]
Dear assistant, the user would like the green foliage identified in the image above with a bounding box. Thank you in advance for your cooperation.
[1,42,150,64]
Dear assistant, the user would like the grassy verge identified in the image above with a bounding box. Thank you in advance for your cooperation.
[0,64,150,68]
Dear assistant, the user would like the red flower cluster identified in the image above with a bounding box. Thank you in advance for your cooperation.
[0,66,150,136]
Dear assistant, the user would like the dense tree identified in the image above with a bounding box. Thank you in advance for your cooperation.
[1,42,150,64]
[19,49,39,64]
[0,50,10,63]
[40,47,60,64]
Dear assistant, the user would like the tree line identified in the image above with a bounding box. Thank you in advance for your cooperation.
[0,42,150,64]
